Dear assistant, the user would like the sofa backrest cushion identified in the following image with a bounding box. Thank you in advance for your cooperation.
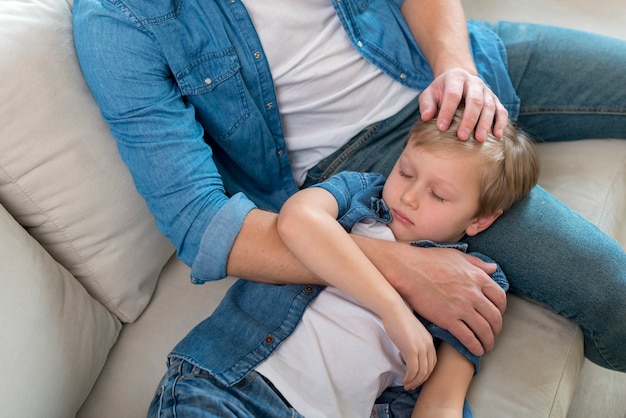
[0,0,175,322]
[0,203,122,418]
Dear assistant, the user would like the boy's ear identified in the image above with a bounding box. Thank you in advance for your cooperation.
[465,210,504,237]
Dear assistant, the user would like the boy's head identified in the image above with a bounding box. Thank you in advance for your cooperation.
[383,109,539,243]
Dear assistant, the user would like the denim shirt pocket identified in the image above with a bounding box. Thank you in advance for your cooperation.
[175,48,250,139]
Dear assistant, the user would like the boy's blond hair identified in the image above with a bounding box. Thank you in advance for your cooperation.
[406,110,540,216]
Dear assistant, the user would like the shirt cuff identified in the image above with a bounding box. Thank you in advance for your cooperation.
[190,192,257,283]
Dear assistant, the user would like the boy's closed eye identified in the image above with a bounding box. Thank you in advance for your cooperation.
[429,190,444,202]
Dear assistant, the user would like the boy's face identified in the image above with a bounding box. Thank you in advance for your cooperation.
[382,145,499,243]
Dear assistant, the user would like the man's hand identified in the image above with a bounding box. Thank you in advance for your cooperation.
[419,68,509,142]
[398,245,506,356]
[355,236,506,356]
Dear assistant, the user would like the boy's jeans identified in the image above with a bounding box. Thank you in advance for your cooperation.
[148,358,303,418]
[306,21,626,372]
[148,359,469,418]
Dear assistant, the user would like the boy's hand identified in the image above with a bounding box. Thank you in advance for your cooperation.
[381,304,437,390]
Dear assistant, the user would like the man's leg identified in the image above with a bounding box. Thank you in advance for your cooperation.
[487,20,626,141]
[464,186,626,371]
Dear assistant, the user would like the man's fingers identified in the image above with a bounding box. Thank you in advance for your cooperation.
[419,69,509,140]
[437,77,464,132]
[418,89,438,122]
[456,81,484,139]
[483,281,507,316]
[492,102,509,138]
[473,94,496,141]
[448,321,485,357]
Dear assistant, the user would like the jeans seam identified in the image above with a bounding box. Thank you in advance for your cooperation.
[320,121,381,180]
[520,105,626,116]
[588,327,620,371]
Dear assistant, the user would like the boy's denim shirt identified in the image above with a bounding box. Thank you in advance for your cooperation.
[73,0,520,284]
[168,171,507,386]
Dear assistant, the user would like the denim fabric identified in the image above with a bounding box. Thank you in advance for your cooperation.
[486,21,626,141]
[372,386,473,418]
[310,116,626,372]
[148,358,303,418]
[72,0,517,284]
[166,173,381,386]
[166,172,506,393]
[73,0,626,373]
[303,38,626,369]
[312,171,511,375]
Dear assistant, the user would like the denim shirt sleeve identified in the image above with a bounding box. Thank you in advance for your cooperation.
[333,0,520,118]
[311,171,387,231]
[72,0,257,281]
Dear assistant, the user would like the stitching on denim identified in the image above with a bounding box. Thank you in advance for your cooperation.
[520,106,626,116]
[320,121,382,180]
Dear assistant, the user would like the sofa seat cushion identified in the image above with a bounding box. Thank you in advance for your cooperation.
[0,0,174,322]
[77,258,235,418]
[468,296,584,417]
[0,204,122,418]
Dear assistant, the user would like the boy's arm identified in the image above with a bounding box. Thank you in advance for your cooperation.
[227,206,505,357]
[277,187,436,389]
[411,342,475,417]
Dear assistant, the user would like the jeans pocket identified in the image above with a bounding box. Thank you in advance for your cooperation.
[371,403,391,418]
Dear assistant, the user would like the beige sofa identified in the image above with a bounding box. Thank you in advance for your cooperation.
[0,0,624,417]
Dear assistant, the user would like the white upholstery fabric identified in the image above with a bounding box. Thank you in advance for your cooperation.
[77,259,235,418]
[468,296,584,417]
[0,204,121,418]
[0,0,174,322]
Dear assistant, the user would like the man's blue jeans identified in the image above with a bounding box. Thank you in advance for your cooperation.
[306,21,626,372]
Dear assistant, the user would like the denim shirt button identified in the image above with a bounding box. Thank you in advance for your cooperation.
[254,51,261,59]
[304,285,314,293]
[204,77,212,85]
[356,40,363,48]
[399,73,407,80]
[264,335,275,344]
[265,102,274,110]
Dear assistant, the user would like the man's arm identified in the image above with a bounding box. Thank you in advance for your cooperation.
[226,208,321,284]
[401,0,509,140]
[227,204,506,356]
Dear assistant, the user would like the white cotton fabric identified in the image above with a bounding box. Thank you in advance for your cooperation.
[244,0,418,185]
[256,220,405,417]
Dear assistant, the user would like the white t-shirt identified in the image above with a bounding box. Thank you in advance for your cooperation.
[243,0,418,185]
[256,219,405,417]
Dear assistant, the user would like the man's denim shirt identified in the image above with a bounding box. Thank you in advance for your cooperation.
[168,171,507,385]
[73,0,520,284]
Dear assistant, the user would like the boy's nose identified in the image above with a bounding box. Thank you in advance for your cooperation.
[401,189,419,209]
